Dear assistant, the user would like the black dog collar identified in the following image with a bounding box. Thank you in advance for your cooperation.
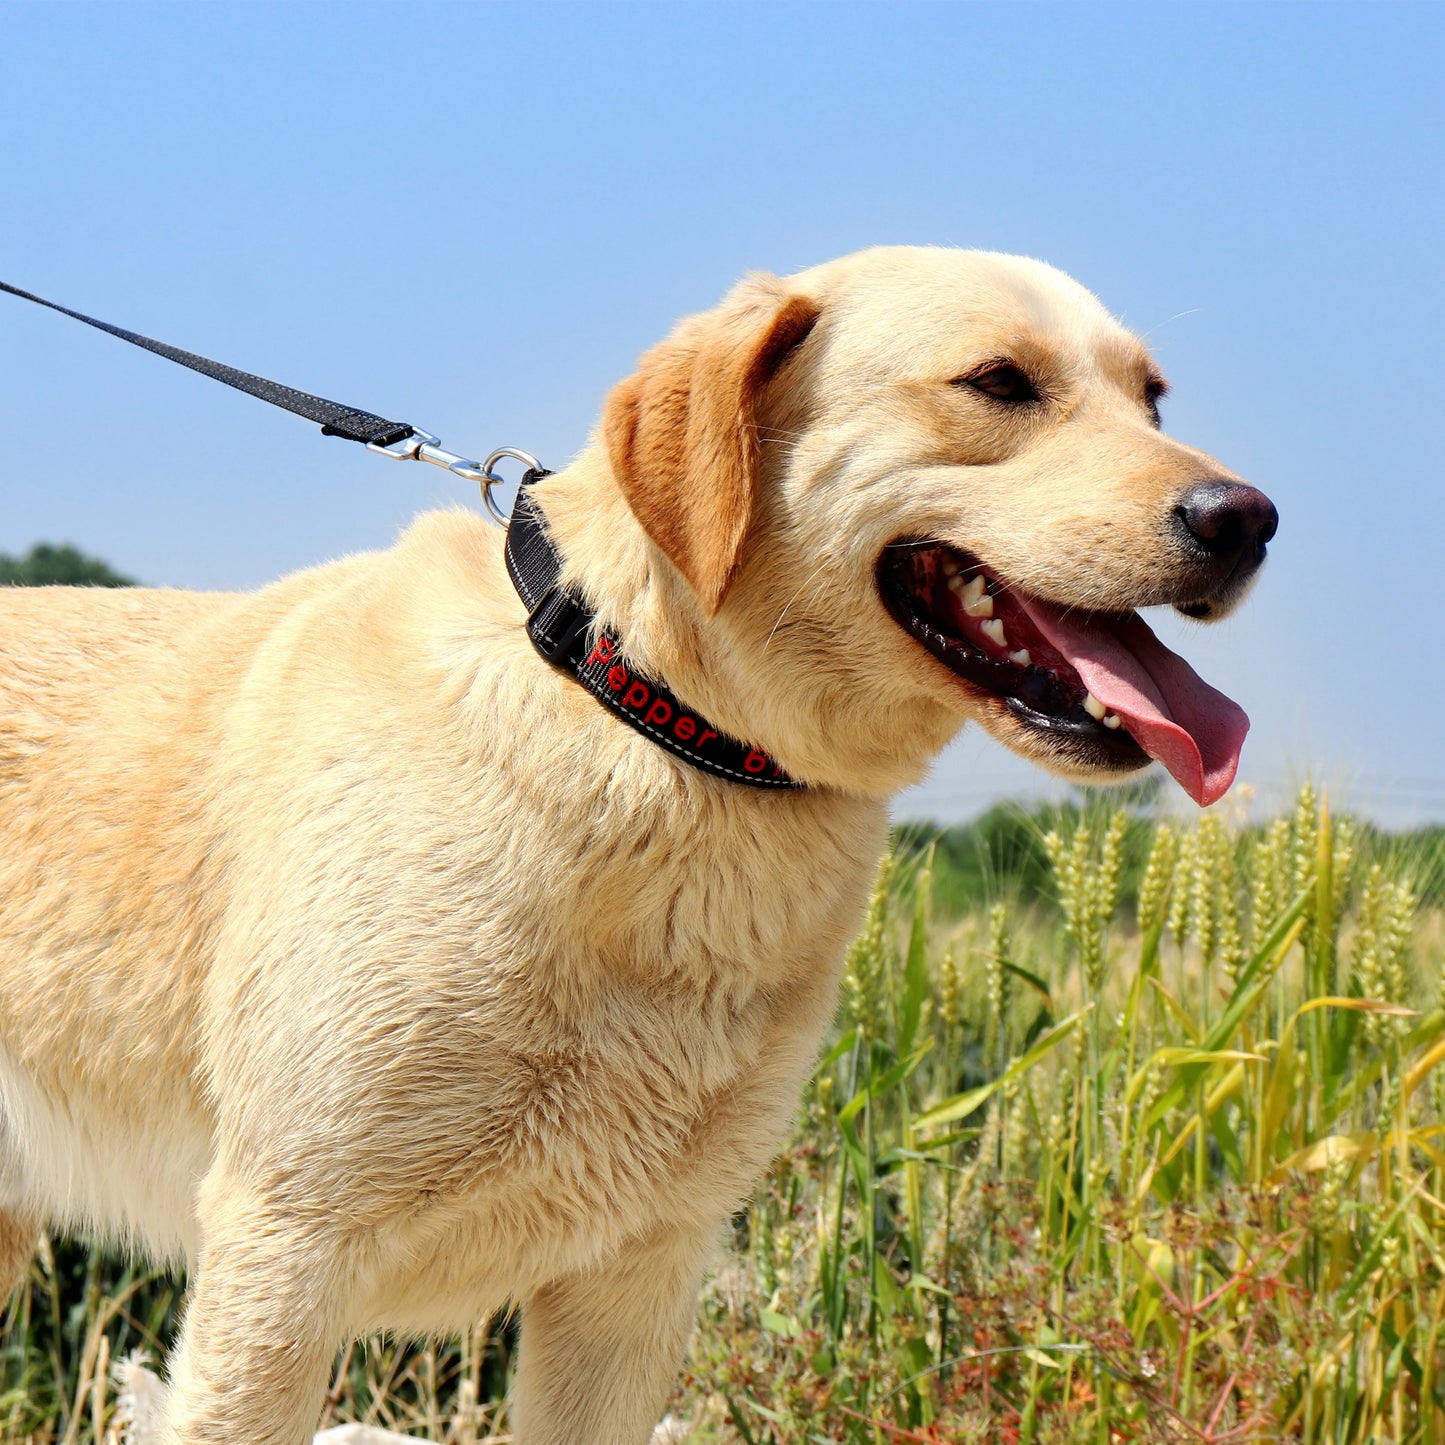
[504,476,800,790]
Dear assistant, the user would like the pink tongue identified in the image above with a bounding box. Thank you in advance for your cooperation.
[1016,601,1249,807]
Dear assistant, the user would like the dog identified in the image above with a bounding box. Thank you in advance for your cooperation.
[0,246,1275,1444]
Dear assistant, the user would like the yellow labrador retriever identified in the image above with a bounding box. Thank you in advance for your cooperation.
[0,247,1275,1443]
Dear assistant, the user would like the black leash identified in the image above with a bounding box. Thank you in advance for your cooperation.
[2,279,799,791]
[0,279,413,447]
[0,278,518,516]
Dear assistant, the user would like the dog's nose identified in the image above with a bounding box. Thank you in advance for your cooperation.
[1175,482,1278,567]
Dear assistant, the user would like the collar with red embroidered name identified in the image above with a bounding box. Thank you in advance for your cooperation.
[503,474,800,790]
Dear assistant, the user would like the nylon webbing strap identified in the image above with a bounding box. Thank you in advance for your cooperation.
[505,478,801,790]
[0,280,413,447]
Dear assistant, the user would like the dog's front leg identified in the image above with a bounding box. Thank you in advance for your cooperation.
[162,1184,349,1445]
[509,1221,713,1445]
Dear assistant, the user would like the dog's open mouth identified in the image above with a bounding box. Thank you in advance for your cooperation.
[878,541,1250,806]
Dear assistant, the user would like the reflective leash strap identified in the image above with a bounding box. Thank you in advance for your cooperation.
[0,279,529,522]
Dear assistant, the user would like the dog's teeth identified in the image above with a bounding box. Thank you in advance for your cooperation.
[1083,693,1107,721]
[954,574,995,618]
[941,556,962,578]
[1103,712,1122,729]
[981,619,1007,648]
[960,576,994,618]
[1009,649,1031,667]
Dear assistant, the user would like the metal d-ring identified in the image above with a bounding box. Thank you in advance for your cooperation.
[473,448,544,526]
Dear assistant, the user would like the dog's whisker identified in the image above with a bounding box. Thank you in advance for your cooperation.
[1139,306,1203,341]
[763,560,833,653]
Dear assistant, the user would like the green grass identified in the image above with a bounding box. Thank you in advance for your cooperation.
[5,787,1444,1443]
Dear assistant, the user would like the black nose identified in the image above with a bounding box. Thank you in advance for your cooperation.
[1175,482,1278,567]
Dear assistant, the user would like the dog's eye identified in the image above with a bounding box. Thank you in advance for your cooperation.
[1144,374,1169,428]
[956,362,1039,405]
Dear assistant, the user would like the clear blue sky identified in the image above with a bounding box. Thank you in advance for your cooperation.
[3,1,1442,827]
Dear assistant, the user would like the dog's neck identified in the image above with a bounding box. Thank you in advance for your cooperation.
[522,447,775,756]
[519,445,962,797]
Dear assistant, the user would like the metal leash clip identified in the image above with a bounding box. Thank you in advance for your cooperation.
[367,432,542,525]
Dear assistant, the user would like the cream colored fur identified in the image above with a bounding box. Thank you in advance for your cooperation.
[0,247,1256,1443]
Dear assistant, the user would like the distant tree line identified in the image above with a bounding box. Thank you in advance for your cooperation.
[898,793,1445,916]
[0,543,135,588]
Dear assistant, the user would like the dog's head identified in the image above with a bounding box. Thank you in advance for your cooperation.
[602,246,1276,802]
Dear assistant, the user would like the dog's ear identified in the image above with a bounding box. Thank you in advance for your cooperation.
[604,276,820,615]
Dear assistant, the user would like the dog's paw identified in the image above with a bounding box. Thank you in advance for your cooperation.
[649,1417,691,1444]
